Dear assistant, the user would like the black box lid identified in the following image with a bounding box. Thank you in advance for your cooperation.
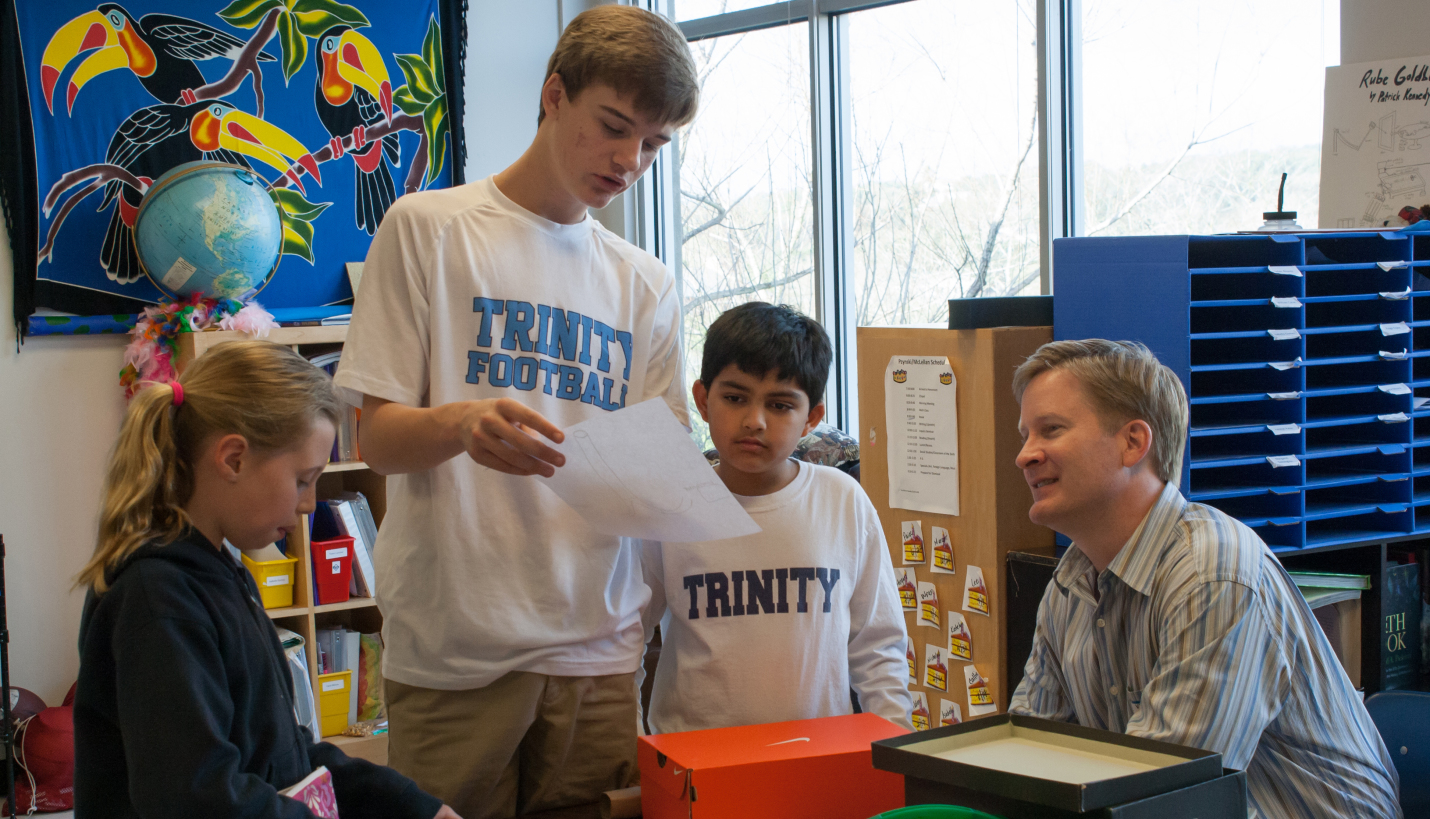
[872,714,1222,813]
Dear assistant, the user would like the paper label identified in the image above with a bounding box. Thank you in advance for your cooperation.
[324,547,348,559]
[321,679,345,692]
[1267,391,1301,400]
[964,665,996,717]
[917,582,941,628]
[161,256,197,291]
[1267,423,1301,435]
[910,691,931,731]
[1380,383,1412,394]
[962,565,990,616]
[930,526,956,574]
[1416,397,1430,409]
[885,356,960,516]
[1267,455,1301,468]
[896,568,918,611]
[947,612,973,661]
[1271,296,1302,308]
[1381,288,1412,300]
[1381,322,1410,336]
[924,643,949,691]
[1268,359,1301,371]
[907,644,917,684]
[1381,349,1409,360]
[264,574,290,587]
[1267,328,1301,340]
[1380,412,1410,423]
[331,560,342,575]
[1268,265,1302,276]
[901,520,926,564]
[940,699,963,727]
[1378,260,1409,271]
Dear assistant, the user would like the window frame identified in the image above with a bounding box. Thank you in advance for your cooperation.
[645,0,1079,433]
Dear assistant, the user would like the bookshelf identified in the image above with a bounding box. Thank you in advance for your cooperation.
[175,326,389,764]
[1053,231,1428,692]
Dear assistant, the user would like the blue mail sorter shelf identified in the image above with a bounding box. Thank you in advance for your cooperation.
[1053,231,1430,555]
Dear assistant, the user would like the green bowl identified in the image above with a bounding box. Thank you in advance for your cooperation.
[869,806,1002,819]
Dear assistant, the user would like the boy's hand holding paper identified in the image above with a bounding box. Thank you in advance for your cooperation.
[538,398,760,542]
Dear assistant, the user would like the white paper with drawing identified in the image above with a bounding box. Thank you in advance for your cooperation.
[884,356,960,515]
[1321,55,1430,227]
[539,398,760,542]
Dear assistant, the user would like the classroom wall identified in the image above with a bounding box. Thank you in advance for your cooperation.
[1340,0,1430,64]
[0,0,589,706]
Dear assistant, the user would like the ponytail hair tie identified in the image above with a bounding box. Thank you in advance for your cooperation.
[171,382,184,408]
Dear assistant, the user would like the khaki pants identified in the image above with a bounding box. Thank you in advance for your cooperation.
[385,672,639,819]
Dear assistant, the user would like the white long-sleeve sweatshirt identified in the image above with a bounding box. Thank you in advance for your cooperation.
[639,462,913,734]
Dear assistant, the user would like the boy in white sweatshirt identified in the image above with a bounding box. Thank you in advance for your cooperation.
[639,302,913,733]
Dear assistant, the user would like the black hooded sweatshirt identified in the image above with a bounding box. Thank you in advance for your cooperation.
[74,530,443,819]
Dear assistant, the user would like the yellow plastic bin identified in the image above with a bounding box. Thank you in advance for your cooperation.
[317,670,353,737]
[241,550,298,609]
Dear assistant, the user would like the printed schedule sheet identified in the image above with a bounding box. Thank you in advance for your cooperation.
[884,355,960,515]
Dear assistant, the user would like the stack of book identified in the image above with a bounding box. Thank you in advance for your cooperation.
[314,629,384,728]
[1288,571,1370,689]
[310,494,379,599]
[308,352,361,463]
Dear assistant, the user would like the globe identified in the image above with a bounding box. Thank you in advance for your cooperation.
[134,161,283,302]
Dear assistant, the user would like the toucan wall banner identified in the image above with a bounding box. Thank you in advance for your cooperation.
[3,0,466,335]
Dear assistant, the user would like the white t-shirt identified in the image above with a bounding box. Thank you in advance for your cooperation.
[639,462,913,733]
[334,177,687,690]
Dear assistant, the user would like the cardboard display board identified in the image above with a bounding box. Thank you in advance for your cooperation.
[857,326,1056,717]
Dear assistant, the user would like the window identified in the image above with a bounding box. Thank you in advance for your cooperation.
[656,0,1335,436]
[1080,0,1339,235]
[675,22,814,448]
[674,0,776,21]
[847,0,1041,328]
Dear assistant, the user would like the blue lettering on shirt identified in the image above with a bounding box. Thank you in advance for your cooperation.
[466,297,636,412]
[679,567,841,619]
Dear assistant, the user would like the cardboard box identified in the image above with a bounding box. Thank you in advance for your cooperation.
[872,715,1230,816]
[639,713,907,819]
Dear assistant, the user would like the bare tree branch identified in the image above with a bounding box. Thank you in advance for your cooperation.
[967,110,1038,297]
[682,266,815,315]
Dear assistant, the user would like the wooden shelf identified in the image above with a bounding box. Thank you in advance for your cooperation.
[314,598,379,614]
[264,597,378,620]
[178,324,392,741]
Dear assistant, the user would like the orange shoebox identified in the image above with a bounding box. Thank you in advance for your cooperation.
[638,713,907,819]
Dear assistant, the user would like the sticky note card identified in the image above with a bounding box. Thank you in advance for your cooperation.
[947,612,973,661]
[924,644,949,691]
[918,582,941,628]
[1268,265,1302,276]
[930,526,955,574]
[901,520,926,564]
[962,566,989,616]
[940,699,963,727]
[896,568,918,611]
[910,691,931,732]
[1270,296,1302,308]
[964,664,996,717]
[1267,328,1300,340]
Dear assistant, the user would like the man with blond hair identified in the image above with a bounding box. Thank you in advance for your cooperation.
[1009,339,1400,819]
[333,6,699,817]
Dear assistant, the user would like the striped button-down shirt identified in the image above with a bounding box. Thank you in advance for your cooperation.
[1009,483,1400,818]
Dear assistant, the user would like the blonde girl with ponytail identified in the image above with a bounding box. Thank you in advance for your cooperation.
[73,340,460,819]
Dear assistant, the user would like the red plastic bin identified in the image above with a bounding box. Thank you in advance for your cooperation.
[311,536,354,605]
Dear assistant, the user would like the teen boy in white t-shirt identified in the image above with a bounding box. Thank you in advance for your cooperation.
[332,8,698,819]
[639,303,913,733]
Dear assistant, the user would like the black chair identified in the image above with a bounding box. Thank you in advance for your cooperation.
[1365,689,1430,816]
